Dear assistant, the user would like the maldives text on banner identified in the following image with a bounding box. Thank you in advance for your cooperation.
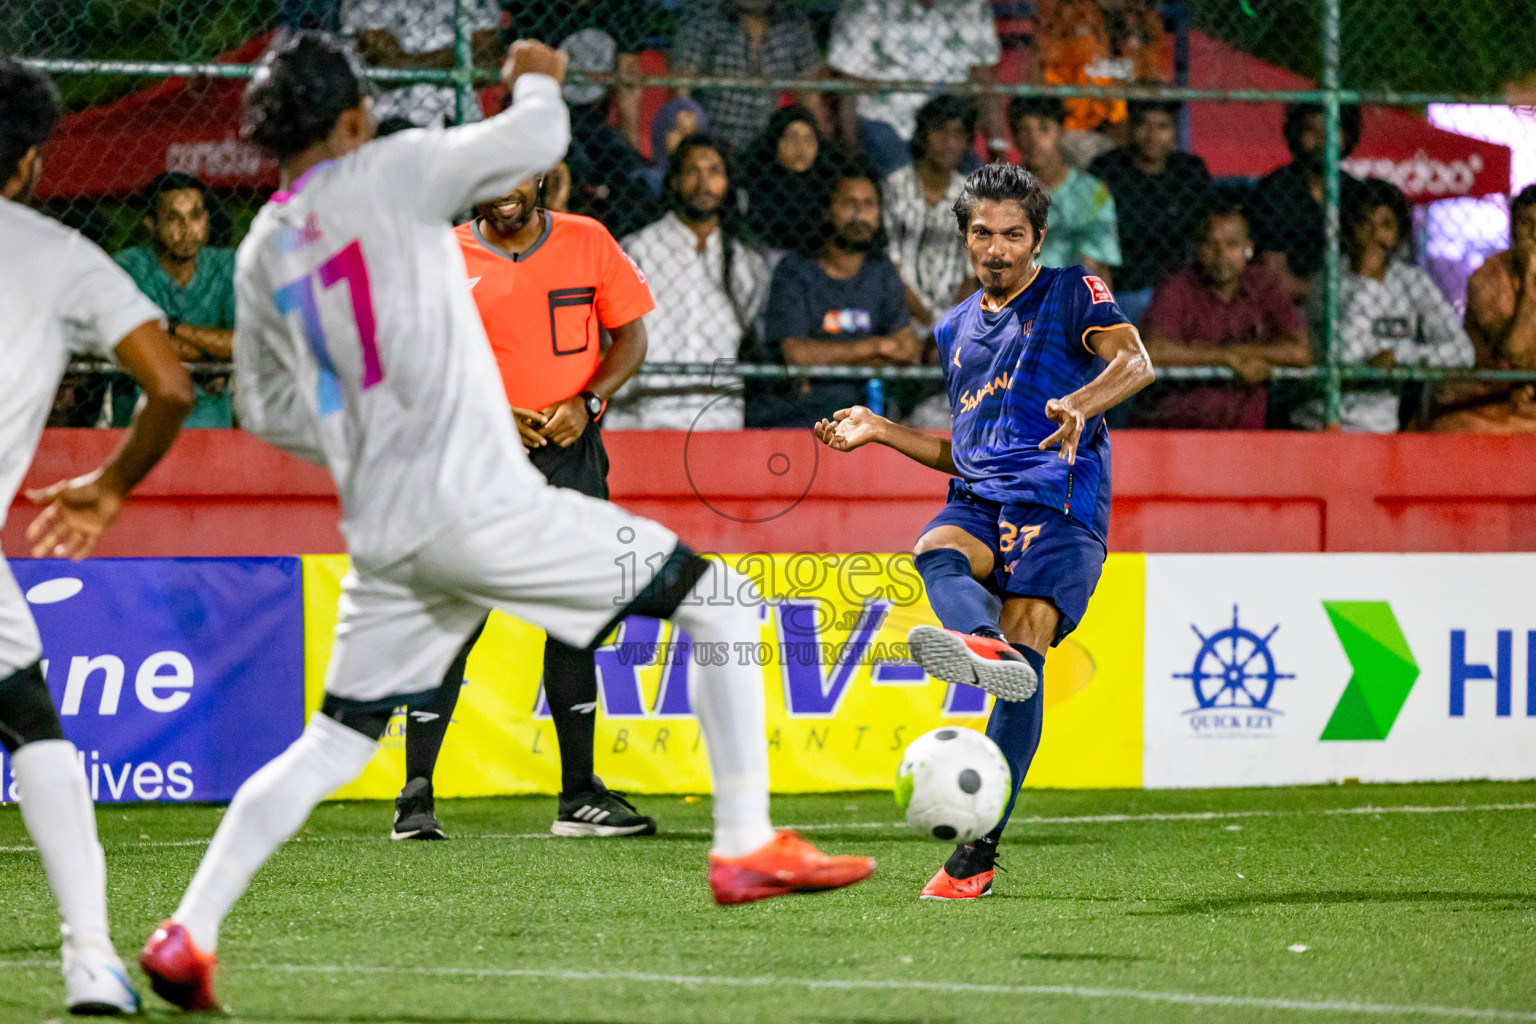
[0,558,305,802]
[1144,554,1536,787]
[301,553,1145,799]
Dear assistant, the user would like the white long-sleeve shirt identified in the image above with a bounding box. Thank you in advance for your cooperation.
[234,73,571,563]
[610,213,769,430]
[1298,261,1474,432]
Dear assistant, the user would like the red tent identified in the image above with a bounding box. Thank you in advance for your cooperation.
[37,34,283,200]
[1185,30,1510,202]
[37,32,520,201]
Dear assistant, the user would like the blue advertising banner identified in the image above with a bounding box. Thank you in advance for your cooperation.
[0,558,304,802]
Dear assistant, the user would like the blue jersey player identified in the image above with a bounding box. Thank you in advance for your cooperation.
[815,163,1153,900]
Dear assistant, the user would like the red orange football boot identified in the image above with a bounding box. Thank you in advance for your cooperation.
[709,830,876,905]
[907,626,1038,702]
[139,920,220,1011]
[920,840,998,900]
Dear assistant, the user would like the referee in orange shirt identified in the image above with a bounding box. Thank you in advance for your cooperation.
[390,170,657,840]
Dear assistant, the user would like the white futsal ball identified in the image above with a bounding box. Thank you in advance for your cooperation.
[894,727,1012,842]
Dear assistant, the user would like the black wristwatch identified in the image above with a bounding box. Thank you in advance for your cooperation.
[579,389,605,421]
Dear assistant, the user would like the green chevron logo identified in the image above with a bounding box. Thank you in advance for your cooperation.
[1319,601,1419,741]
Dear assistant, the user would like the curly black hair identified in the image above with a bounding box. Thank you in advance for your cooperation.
[1282,102,1362,161]
[0,56,61,186]
[910,93,979,161]
[241,32,370,160]
[952,162,1051,240]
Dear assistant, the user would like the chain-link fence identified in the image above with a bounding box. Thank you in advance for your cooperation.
[9,0,1536,432]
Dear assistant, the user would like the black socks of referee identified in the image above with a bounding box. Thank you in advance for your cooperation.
[541,637,600,796]
[403,618,485,785]
[402,622,601,798]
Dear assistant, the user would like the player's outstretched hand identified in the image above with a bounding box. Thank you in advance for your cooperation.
[24,471,125,561]
[1039,397,1085,465]
[814,406,886,452]
[502,39,568,91]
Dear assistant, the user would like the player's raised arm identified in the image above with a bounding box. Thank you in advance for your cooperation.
[814,405,959,475]
[26,320,192,559]
[413,40,572,223]
[1038,323,1154,464]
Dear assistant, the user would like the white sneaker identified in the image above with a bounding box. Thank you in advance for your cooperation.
[62,932,141,1016]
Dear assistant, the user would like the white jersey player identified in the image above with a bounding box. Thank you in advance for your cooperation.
[0,58,193,1016]
[138,34,875,1013]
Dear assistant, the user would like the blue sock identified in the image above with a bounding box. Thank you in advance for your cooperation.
[915,548,996,636]
[984,643,1045,842]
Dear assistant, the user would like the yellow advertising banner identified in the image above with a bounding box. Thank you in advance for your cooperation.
[301,553,1144,799]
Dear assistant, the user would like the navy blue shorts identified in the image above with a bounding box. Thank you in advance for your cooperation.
[921,479,1107,645]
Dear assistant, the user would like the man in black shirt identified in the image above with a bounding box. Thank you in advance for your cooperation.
[1247,101,1368,306]
[503,0,646,149]
[763,167,921,424]
[1089,100,1211,325]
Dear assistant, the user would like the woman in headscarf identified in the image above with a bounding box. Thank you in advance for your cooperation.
[638,97,708,195]
[738,104,840,257]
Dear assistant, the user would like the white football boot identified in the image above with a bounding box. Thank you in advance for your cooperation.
[62,928,141,1016]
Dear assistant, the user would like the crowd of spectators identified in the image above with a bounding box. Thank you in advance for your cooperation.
[50,0,1536,435]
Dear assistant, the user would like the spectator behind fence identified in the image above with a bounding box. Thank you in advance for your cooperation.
[638,99,706,196]
[504,0,646,149]
[112,172,236,428]
[612,133,769,430]
[1248,101,1368,306]
[558,28,657,239]
[1432,183,1536,433]
[739,104,839,257]
[1293,178,1473,433]
[1132,200,1308,429]
[672,0,823,153]
[884,94,978,333]
[828,0,1008,176]
[1035,0,1168,166]
[341,0,502,127]
[763,166,921,425]
[1089,100,1211,324]
[1010,96,1120,284]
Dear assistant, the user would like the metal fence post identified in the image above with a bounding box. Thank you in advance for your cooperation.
[453,0,474,127]
[1321,0,1343,427]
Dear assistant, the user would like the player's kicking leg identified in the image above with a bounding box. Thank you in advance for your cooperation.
[139,564,474,1010]
[403,489,875,905]
[1,662,140,1015]
[904,508,1091,900]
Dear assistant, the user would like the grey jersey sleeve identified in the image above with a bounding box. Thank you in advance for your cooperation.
[384,73,571,225]
[232,277,326,465]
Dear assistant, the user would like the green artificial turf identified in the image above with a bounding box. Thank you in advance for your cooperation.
[2,783,1535,1023]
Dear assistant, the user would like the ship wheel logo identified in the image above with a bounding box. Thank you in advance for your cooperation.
[1175,605,1293,710]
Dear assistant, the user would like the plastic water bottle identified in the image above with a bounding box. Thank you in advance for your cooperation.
[865,377,885,416]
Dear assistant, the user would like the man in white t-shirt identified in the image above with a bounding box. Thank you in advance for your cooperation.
[613,133,769,431]
[0,57,193,1017]
[828,0,1006,175]
[341,0,504,127]
[137,35,873,1013]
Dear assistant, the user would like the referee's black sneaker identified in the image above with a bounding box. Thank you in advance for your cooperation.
[552,776,657,837]
[390,777,447,840]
